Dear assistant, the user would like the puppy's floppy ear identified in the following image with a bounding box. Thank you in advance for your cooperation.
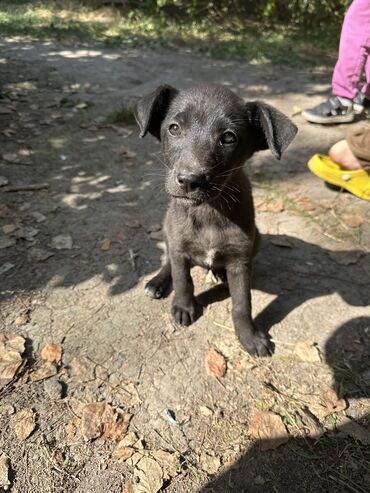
[245,101,298,160]
[134,84,178,140]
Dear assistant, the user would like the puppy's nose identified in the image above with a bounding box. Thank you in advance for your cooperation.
[176,172,205,191]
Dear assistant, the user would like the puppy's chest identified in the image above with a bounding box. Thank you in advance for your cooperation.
[182,223,228,268]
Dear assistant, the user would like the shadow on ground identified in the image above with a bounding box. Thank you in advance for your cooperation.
[198,316,370,493]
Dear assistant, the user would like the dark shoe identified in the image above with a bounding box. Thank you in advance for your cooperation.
[353,92,370,115]
[302,95,355,124]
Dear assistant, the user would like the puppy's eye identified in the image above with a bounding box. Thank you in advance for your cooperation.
[220,131,237,146]
[169,123,181,136]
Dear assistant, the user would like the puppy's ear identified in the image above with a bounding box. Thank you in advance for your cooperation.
[134,85,178,140]
[245,101,297,160]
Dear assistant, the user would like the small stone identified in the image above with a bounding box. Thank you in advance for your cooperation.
[200,453,221,474]
[44,378,63,400]
[51,234,73,250]
[2,153,19,163]
[0,176,9,187]
[16,226,39,241]
[199,406,213,416]
[29,211,46,223]
[15,313,29,326]
[0,237,16,249]
[28,247,54,262]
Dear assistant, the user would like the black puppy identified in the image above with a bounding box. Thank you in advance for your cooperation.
[135,85,297,356]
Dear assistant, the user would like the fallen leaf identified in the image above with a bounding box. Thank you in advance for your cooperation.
[342,214,364,228]
[80,402,132,442]
[30,362,58,382]
[16,226,39,241]
[14,313,29,326]
[0,453,10,491]
[51,234,73,250]
[248,409,289,450]
[124,217,142,229]
[336,415,370,445]
[293,340,321,362]
[120,147,137,159]
[75,101,89,110]
[13,408,36,440]
[2,224,17,235]
[328,250,363,266]
[124,479,135,493]
[41,343,62,364]
[255,198,284,213]
[296,196,316,211]
[101,239,111,252]
[0,334,25,389]
[297,409,324,439]
[134,456,163,493]
[199,452,221,474]
[270,237,295,248]
[205,348,227,378]
[149,450,179,479]
[111,444,135,463]
[309,389,346,421]
[69,356,96,382]
[2,153,19,163]
[0,237,16,249]
[28,247,54,262]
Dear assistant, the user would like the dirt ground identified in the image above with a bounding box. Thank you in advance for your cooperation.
[0,37,369,493]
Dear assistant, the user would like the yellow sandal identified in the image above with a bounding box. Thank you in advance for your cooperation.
[308,154,370,201]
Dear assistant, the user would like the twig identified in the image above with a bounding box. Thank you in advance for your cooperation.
[3,183,50,192]
[328,474,367,493]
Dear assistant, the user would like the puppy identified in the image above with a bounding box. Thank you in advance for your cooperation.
[135,85,297,356]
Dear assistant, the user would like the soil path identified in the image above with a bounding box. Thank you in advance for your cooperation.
[0,37,369,493]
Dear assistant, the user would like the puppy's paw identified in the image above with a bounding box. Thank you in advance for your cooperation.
[145,275,171,299]
[238,330,273,357]
[171,300,202,326]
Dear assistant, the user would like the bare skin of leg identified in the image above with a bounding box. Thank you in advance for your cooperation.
[329,139,361,170]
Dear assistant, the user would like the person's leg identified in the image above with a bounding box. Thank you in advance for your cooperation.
[332,0,370,100]
[360,49,370,98]
[328,140,361,170]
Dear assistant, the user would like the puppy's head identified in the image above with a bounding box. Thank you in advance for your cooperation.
[135,84,297,204]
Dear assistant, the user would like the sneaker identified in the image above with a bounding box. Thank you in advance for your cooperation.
[353,92,370,115]
[302,95,355,124]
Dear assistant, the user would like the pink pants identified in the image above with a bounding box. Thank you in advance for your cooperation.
[332,0,370,99]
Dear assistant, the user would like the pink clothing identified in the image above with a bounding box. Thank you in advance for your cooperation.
[332,0,370,99]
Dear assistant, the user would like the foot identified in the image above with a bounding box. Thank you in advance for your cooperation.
[237,326,273,357]
[328,139,361,170]
[302,95,355,124]
[171,298,202,326]
[145,273,172,299]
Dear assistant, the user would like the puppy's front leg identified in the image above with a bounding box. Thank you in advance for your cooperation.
[170,253,202,326]
[226,261,272,357]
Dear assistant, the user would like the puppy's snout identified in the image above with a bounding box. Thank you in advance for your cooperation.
[176,172,206,192]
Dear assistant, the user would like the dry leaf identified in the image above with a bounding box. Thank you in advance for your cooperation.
[133,456,163,493]
[199,453,221,474]
[13,408,36,441]
[80,402,132,442]
[30,362,58,382]
[297,409,323,439]
[2,224,16,235]
[0,454,10,491]
[291,105,302,116]
[270,237,295,248]
[249,410,289,450]
[309,389,346,421]
[149,450,179,479]
[255,198,284,213]
[124,217,141,229]
[0,334,25,389]
[41,343,62,364]
[14,313,29,326]
[101,239,111,251]
[336,415,370,445]
[293,340,321,362]
[205,348,227,378]
[124,479,135,493]
[69,356,96,382]
[111,444,135,463]
[296,196,316,211]
[342,214,364,228]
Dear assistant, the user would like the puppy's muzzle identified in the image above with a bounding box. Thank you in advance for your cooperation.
[176,172,207,193]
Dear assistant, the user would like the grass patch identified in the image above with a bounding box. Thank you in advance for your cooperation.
[0,0,340,66]
[106,106,136,125]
